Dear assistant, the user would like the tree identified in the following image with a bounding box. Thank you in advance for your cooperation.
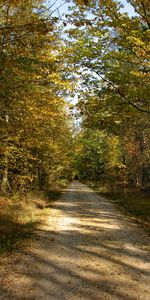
[67,0,150,114]
[67,0,150,188]
[0,0,74,193]
[74,129,108,180]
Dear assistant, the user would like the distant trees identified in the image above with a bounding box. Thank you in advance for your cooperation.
[74,121,150,189]
[74,130,107,180]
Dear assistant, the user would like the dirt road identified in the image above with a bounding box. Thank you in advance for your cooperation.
[0,181,150,300]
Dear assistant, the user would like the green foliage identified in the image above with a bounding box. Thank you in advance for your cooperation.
[74,130,108,180]
[0,0,74,193]
[0,0,149,193]
[68,0,150,188]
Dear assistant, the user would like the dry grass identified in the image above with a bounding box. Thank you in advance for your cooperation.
[0,188,62,255]
[87,181,150,233]
[0,196,39,254]
[108,189,150,230]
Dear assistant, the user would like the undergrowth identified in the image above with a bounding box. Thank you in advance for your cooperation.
[87,181,150,233]
[0,184,65,255]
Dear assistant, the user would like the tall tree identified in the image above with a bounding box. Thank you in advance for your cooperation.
[0,0,74,193]
[67,0,150,188]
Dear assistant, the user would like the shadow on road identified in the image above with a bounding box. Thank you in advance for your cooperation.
[1,182,150,300]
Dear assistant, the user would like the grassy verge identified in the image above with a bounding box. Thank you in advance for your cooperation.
[0,184,65,255]
[87,181,150,233]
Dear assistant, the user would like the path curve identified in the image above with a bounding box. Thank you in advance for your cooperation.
[0,181,150,300]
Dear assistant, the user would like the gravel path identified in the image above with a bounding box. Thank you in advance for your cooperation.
[0,181,150,300]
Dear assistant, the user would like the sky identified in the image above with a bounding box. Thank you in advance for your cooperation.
[119,0,135,16]
[45,0,136,18]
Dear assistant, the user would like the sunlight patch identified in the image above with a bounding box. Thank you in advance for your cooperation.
[57,216,74,230]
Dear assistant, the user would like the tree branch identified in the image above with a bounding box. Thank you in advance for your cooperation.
[95,71,150,115]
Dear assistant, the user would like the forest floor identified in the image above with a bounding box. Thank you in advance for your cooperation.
[0,181,150,300]
[86,181,150,234]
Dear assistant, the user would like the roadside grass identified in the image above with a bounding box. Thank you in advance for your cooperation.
[0,196,37,255]
[0,184,65,255]
[87,181,150,233]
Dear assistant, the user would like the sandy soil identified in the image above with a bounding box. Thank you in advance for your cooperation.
[0,181,150,300]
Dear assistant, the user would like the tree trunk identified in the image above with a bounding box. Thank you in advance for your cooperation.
[1,115,11,193]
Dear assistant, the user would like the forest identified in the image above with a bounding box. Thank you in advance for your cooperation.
[0,0,150,252]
